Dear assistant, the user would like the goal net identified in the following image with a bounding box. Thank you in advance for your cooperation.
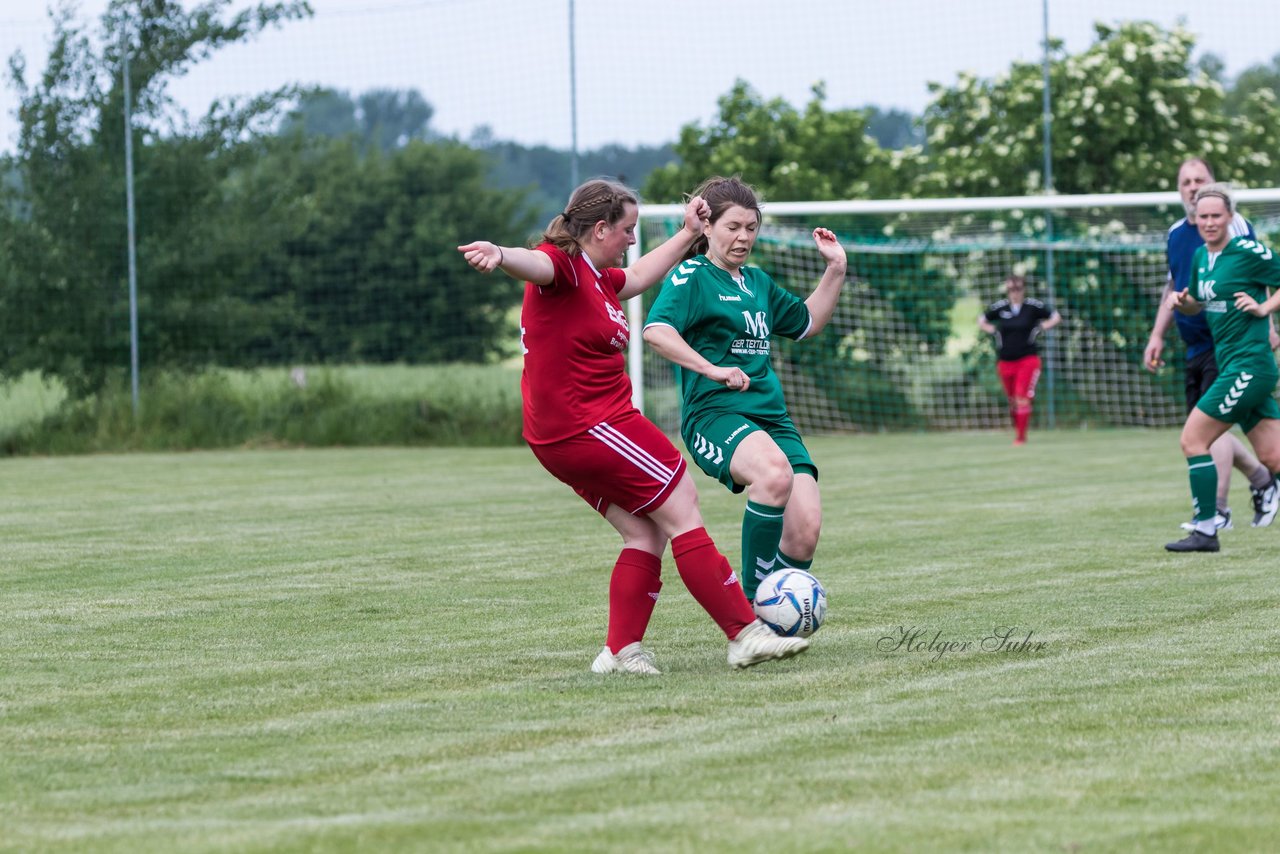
[632,189,1280,435]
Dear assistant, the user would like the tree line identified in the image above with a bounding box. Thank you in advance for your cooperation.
[2,2,1279,400]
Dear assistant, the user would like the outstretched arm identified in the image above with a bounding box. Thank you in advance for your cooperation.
[1040,310,1063,332]
[802,228,848,336]
[643,324,750,391]
[618,197,710,300]
[457,241,554,287]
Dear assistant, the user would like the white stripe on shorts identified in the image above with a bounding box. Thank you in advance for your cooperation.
[589,421,675,485]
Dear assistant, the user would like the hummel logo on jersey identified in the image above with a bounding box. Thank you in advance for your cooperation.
[1239,239,1274,260]
[692,432,725,465]
[1219,372,1253,415]
[719,294,742,302]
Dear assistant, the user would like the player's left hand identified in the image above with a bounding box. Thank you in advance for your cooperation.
[813,227,847,268]
[683,196,711,236]
[1235,292,1266,317]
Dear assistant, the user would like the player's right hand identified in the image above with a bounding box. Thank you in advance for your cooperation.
[709,366,749,391]
[457,241,501,273]
[1142,339,1163,373]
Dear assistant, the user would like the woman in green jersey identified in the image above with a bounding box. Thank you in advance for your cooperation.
[643,176,847,599]
[1165,183,1280,553]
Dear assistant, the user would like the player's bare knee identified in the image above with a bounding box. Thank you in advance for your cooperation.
[758,460,794,505]
[1254,447,1280,473]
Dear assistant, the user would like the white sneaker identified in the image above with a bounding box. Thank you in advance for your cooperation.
[590,642,661,675]
[1251,478,1279,527]
[1180,509,1232,532]
[727,619,809,669]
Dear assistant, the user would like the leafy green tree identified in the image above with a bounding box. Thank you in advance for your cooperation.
[864,106,923,150]
[0,0,312,394]
[916,21,1280,197]
[470,129,675,227]
[645,79,915,203]
[280,86,436,152]
[211,134,533,365]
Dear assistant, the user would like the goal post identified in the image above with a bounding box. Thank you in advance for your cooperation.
[630,188,1280,435]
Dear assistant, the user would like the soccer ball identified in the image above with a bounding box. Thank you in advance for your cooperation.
[753,569,827,638]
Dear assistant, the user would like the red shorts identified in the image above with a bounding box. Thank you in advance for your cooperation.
[528,408,687,517]
[997,355,1042,401]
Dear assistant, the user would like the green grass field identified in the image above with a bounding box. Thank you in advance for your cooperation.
[4,430,1279,852]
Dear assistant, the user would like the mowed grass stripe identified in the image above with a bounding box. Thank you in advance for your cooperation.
[3,431,1279,852]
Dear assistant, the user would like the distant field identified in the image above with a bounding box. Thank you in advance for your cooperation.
[0,372,67,434]
[0,365,523,453]
[4,430,1279,851]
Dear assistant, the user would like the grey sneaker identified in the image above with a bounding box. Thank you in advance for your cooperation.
[1250,477,1279,527]
[591,642,661,675]
[1180,509,1232,532]
[1164,530,1220,552]
[727,619,809,669]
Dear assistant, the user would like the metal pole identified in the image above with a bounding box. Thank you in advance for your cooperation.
[567,0,579,190]
[626,236,644,412]
[1041,0,1057,428]
[123,27,140,418]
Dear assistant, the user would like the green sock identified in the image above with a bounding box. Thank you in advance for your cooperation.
[777,550,812,572]
[742,500,785,600]
[1187,455,1218,524]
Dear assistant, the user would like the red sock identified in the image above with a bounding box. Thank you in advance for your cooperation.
[1014,405,1031,442]
[671,528,755,639]
[605,549,662,654]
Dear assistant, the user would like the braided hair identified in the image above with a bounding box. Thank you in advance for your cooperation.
[541,179,639,254]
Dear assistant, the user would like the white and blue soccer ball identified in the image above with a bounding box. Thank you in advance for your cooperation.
[753,568,827,638]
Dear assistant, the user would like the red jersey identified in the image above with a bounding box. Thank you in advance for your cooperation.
[520,243,633,444]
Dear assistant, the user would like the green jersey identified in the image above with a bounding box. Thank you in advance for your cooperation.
[1191,236,1280,374]
[644,255,812,422]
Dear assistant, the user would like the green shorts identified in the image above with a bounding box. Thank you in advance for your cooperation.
[681,411,817,494]
[1194,366,1280,434]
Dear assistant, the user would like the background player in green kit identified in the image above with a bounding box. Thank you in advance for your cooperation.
[643,176,847,599]
[1165,183,1280,553]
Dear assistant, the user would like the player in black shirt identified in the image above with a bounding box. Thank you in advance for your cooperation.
[978,275,1062,445]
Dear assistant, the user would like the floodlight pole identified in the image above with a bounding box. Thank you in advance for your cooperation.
[123,25,140,418]
[1041,0,1057,428]
[568,0,579,190]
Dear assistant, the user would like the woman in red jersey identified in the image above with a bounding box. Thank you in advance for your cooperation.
[458,178,807,673]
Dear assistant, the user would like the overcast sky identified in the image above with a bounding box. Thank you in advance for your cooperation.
[1,0,1278,153]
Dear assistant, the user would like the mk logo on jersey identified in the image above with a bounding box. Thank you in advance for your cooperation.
[1218,372,1253,416]
[1199,279,1217,301]
[742,310,769,339]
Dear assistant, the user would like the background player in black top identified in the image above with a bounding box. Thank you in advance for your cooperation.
[978,275,1062,445]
